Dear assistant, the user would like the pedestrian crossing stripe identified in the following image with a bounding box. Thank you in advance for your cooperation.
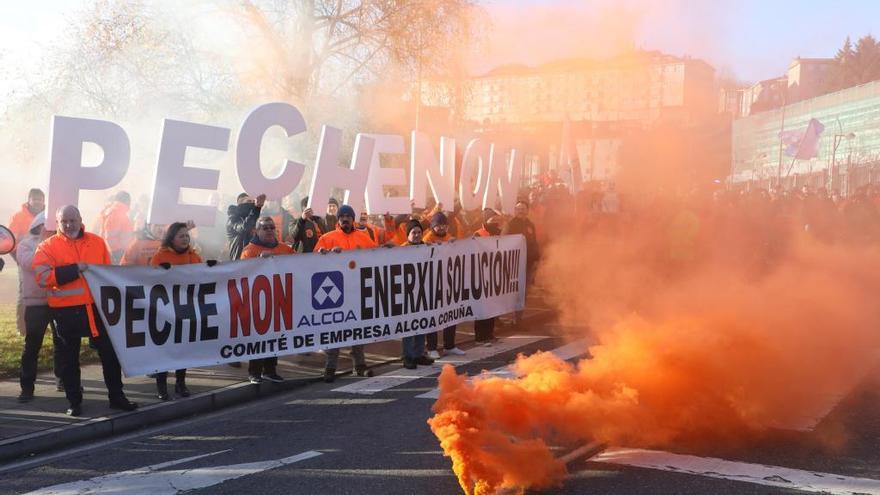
[331,335,546,395]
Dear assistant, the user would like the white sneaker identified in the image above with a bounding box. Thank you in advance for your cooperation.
[427,350,441,360]
[446,347,465,356]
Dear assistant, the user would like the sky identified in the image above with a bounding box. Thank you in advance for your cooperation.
[478,0,880,81]
[1,0,879,102]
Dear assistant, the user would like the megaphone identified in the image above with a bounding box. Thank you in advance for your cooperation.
[0,225,16,255]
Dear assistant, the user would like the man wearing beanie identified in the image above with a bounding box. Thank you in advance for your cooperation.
[398,219,436,368]
[290,196,327,253]
[314,204,377,381]
[422,211,452,244]
[476,208,503,237]
[420,211,465,358]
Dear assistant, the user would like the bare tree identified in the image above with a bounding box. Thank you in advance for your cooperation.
[233,0,480,103]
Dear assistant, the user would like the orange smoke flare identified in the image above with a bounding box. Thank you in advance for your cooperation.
[429,224,880,494]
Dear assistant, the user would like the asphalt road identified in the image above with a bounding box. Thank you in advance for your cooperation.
[1,325,878,495]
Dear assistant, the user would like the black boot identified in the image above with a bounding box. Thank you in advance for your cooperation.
[323,368,336,383]
[355,364,373,377]
[175,370,190,398]
[156,376,169,401]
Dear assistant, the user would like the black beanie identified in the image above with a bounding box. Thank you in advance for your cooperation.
[430,211,448,227]
[405,219,423,236]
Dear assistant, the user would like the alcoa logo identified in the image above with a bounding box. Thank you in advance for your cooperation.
[311,271,344,310]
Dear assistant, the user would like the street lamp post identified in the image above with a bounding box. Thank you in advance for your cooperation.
[830,132,855,194]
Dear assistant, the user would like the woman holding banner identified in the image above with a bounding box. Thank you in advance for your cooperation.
[149,222,202,399]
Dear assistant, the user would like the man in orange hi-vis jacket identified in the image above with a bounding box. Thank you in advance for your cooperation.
[9,189,45,250]
[314,205,377,382]
[32,205,137,417]
[98,191,134,264]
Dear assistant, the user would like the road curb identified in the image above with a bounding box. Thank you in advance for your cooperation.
[0,308,557,464]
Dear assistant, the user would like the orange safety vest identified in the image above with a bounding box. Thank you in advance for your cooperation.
[422,229,452,244]
[240,242,295,259]
[8,204,35,241]
[314,228,377,252]
[99,201,133,253]
[120,238,162,266]
[32,230,111,336]
[149,246,203,266]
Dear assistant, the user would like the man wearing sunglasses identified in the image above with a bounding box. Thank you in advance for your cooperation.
[240,216,295,384]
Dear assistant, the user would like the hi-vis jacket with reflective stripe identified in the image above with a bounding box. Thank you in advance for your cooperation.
[32,230,110,309]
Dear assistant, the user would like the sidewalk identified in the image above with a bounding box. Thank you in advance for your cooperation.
[0,294,555,463]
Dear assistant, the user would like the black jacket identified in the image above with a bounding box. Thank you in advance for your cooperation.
[290,216,328,253]
[503,216,539,267]
[226,203,262,260]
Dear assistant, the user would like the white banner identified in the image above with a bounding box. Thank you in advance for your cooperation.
[84,236,527,376]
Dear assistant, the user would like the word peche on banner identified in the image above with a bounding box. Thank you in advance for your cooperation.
[45,102,523,230]
[84,236,527,377]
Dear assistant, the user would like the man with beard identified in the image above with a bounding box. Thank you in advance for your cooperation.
[226,192,266,261]
[314,205,378,382]
[32,206,138,416]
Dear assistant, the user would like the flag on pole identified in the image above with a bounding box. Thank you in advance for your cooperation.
[779,118,825,160]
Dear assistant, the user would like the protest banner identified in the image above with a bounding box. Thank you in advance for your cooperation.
[83,236,526,377]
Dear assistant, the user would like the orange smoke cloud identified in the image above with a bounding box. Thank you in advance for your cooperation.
[428,202,880,494]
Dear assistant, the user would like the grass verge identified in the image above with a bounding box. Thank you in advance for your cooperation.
[0,304,98,379]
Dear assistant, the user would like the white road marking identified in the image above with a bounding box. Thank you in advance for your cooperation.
[23,449,322,495]
[295,468,453,477]
[149,435,260,441]
[331,335,546,395]
[285,398,396,405]
[590,448,880,495]
[416,337,593,399]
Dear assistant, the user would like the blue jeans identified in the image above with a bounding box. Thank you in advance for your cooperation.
[402,334,426,360]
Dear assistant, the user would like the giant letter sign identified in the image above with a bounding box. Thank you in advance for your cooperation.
[459,138,490,211]
[47,116,130,230]
[236,102,307,200]
[483,147,523,214]
[307,126,375,214]
[363,134,410,214]
[148,119,228,226]
[411,132,456,210]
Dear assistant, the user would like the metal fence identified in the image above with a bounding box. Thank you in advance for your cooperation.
[731,80,880,195]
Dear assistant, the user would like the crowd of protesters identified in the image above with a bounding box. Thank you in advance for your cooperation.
[13,174,880,417]
[4,186,542,417]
